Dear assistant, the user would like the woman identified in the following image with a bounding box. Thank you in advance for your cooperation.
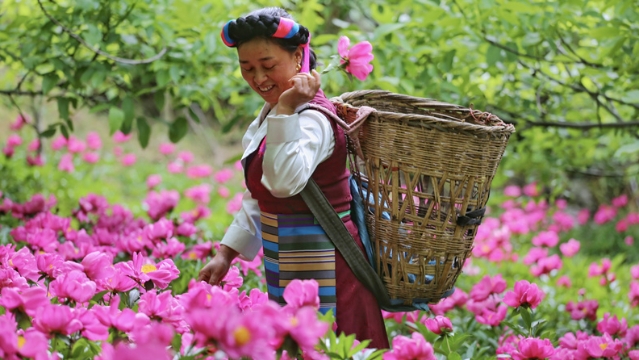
[197,7,389,349]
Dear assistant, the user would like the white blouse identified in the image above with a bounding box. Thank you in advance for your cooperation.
[219,103,336,260]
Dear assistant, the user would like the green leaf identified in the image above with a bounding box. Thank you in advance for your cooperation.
[156,70,170,87]
[122,97,135,134]
[171,332,182,353]
[155,91,166,112]
[137,116,151,148]
[60,123,69,139]
[42,73,59,94]
[40,127,57,138]
[520,307,533,330]
[89,103,110,114]
[622,89,639,103]
[373,23,406,39]
[71,338,90,358]
[108,107,125,135]
[57,97,69,120]
[447,352,462,360]
[486,45,502,66]
[168,117,188,143]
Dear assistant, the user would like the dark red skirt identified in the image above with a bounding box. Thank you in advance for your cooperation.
[335,219,389,349]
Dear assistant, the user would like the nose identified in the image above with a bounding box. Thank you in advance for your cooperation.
[254,69,268,85]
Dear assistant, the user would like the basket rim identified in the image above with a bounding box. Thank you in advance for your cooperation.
[333,90,516,135]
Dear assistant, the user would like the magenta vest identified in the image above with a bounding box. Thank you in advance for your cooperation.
[244,91,352,214]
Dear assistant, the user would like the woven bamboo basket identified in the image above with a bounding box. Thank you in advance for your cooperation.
[330,90,515,304]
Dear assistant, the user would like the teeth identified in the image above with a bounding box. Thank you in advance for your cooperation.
[259,85,274,92]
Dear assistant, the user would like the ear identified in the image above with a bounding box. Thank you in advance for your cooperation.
[294,46,304,63]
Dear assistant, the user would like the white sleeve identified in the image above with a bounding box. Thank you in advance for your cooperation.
[219,190,262,260]
[220,117,262,260]
[261,109,335,198]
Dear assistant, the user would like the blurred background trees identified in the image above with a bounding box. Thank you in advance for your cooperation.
[1,0,637,205]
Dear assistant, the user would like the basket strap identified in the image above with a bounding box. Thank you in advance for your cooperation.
[300,177,393,309]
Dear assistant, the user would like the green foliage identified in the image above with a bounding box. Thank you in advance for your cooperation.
[1,0,638,195]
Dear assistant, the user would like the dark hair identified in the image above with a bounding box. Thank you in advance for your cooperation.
[226,7,317,70]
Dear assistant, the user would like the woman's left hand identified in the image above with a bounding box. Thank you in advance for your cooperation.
[276,70,321,115]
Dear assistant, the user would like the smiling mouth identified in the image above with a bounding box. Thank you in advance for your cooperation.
[259,85,274,92]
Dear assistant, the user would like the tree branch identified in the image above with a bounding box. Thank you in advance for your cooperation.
[37,0,168,65]
[485,105,639,129]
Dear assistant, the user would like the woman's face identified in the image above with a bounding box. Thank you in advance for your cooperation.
[237,38,302,107]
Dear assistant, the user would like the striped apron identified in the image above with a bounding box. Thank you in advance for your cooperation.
[260,211,350,314]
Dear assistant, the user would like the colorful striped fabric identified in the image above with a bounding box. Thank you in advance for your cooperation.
[261,211,349,314]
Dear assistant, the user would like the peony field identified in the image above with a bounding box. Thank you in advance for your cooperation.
[1,116,639,360]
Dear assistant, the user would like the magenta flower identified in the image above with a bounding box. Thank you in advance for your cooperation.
[75,307,109,341]
[503,185,521,197]
[288,306,329,352]
[588,258,611,277]
[469,274,507,302]
[186,164,213,179]
[383,332,436,360]
[337,36,374,81]
[218,186,231,198]
[522,182,539,197]
[176,222,198,237]
[2,145,14,158]
[566,300,599,321]
[594,205,617,224]
[556,275,572,288]
[503,280,544,309]
[50,269,97,303]
[596,313,627,337]
[93,295,137,332]
[475,304,508,326]
[577,333,624,358]
[58,153,75,173]
[144,190,180,221]
[51,134,67,150]
[422,315,454,335]
[531,231,559,247]
[522,247,548,266]
[226,193,244,214]
[151,237,186,259]
[81,251,115,282]
[559,238,580,257]
[530,254,562,277]
[138,290,185,326]
[630,282,639,307]
[146,174,162,189]
[184,184,212,204]
[214,168,235,184]
[120,253,180,289]
[283,279,320,311]
[175,150,193,163]
[27,139,40,152]
[33,304,83,337]
[121,153,137,166]
[67,136,87,153]
[35,252,64,279]
[0,287,50,317]
[612,194,628,208]
[167,161,183,173]
[512,337,555,360]
[7,134,22,148]
[10,114,28,130]
[159,142,175,155]
[144,218,174,241]
[112,130,133,143]
[86,132,102,150]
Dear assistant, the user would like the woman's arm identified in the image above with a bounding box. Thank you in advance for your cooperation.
[261,109,335,197]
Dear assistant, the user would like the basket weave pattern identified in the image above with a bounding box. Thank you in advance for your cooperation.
[333,90,515,304]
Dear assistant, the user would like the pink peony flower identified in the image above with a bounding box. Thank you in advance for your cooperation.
[67,136,86,153]
[3,145,14,158]
[422,315,453,335]
[184,184,211,204]
[503,185,521,197]
[559,238,580,257]
[282,279,320,311]
[27,139,40,152]
[588,258,611,277]
[612,194,628,208]
[93,295,137,332]
[531,231,559,247]
[556,275,572,288]
[522,182,540,197]
[51,134,68,150]
[121,153,137,166]
[58,153,75,173]
[226,193,244,214]
[86,132,102,150]
[626,236,635,246]
[186,165,213,179]
[138,290,184,326]
[512,337,555,360]
[33,304,84,337]
[288,306,330,352]
[218,186,230,198]
[577,209,590,225]
[82,152,100,164]
[26,154,44,166]
[0,287,50,317]
[144,190,180,221]
[146,174,162,189]
[578,333,623,359]
[596,313,627,337]
[81,251,115,282]
[10,114,29,130]
[383,332,436,360]
[530,254,562,277]
[112,130,133,143]
[177,151,194,163]
[594,205,617,224]
[566,300,599,321]
[470,274,507,302]
[214,168,235,184]
[337,36,374,81]
[503,280,544,309]
[7,134,22,147]
[176,222,198,237]
[522,247,548,266]
[75,307,110,341]
[159,142,175,155]
[167,161,183,173]
[50,269,97,303]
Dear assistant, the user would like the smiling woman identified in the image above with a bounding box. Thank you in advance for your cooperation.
[197,7,391,350]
